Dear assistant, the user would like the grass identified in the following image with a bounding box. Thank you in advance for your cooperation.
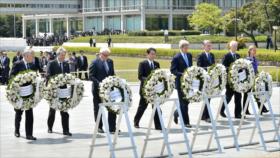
[6,52,279,82]
[69,34,267,44]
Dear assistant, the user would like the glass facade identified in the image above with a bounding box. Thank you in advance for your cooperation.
[85,17,102,32]
[173,15,190,30]
[53,19,66,36]
[146,15,168,30]
[125,15,141,31]
[105,16,121,30]
[39,19,50,33]
[145,0,170,9]
[84,0,101,12]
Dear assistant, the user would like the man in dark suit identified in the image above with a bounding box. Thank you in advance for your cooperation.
[12,51,23,63]
[133,48,162,130]
[89,47,116,133]
[170,40,192,128]
[31,51,43,73]
[10,49,37,140]
[46,47,72,136]
[1,52,10,85]
[221,40,242,119]
[77,50,88,80]
[197,40,215,123]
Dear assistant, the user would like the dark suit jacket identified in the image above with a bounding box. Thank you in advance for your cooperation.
[46,59,70,83]
[33,57,43,73]
[138,60,160,94]
[12,56,22,63]
[10,60,37,77]
[197,52,215,69]
[89,58,115,92]
[170,52,192,89]
[77,56,88,70]
[222,52,240,72]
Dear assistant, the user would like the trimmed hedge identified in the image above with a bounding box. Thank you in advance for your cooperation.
[55,46,280,62]
[128,30,201,36]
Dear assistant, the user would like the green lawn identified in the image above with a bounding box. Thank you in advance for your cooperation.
[6,52,279,82]
[69,34,267,44]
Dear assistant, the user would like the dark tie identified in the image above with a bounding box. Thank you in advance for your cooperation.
[207,53,212,64]
[60,63,64,73]
[104,61,109,74]
[182,53,189,67]
[150,62,154,70]
[26,63,30,69]
[232,53,236,60]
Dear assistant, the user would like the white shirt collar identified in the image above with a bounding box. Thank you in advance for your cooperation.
[147,59,153,65]
[57,58,63,64]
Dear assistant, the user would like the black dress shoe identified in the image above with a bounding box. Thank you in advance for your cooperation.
[26,136,37,140]
[110,130,121,134]
[134,124,140,128]
[98,128,104,133]
[220,112,227,118]
[245,112,251,115]
[48,129,53,133]
[155,127,162,130]
[185,124,192,128]
[14,132,20,138]
[235,115,242,119]
[174,116,178,124]
[262,108,269,113]
[204,118,211,123]
[63,132,72,136]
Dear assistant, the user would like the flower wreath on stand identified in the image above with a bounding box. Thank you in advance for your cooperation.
[6,70,44,110]
[99,76,132,114]
[43,73,84,112]
[206,64,227,96]
[181,66,209,103]
[253,71,273,103]
[143,69,175,105]
[228,59,255,93]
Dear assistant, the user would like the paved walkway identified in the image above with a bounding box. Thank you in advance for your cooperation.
[0,82,279,158]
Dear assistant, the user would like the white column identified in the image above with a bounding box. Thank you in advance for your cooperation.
[168,0,173,30]
[66,16,70,37]
[22,18,26,38]
[82,15,86,32]
[49,18,53,33]
[140,0,145,31]
[35,18,39,37]
[120,0,124,32]
[101,0,105,31]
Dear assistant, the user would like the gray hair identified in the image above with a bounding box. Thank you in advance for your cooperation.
[179,40,190,48]
[22,49,34,57]
[229,40,238,48]
[99,47,111,54]
[56,47,67,56]
[203,40,211,45]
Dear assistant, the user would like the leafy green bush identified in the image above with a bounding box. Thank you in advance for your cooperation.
[127,30,201,36]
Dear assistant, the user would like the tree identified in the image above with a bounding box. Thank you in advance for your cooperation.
[0,14,22,37]
[189,3,223,35]
[224,2,264,47]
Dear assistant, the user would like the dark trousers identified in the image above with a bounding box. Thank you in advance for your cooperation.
[47,108,69,133]
[134,95,161,129]
[93,90,117,131]
[243,90,268,114]
[221,85,242,117]
[78,68,88,80]
[202,99,211,120]
[14,108,33,136]
[174,88,190,125]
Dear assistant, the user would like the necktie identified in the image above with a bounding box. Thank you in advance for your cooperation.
[26,63,30,69]
[207,53,211,63]
[150,61,154,70]
[232,53,236,60]
[104,61,109,73]
[60,62,64,73]
[182,53,189,67]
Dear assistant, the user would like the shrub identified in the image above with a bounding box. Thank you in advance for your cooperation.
[127,30,201,36]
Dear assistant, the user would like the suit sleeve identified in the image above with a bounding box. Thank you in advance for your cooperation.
[170,56,182,77]
[89,61,100,85]
[212,53,215,64]
[111,60,115,76]
[138,62,145,81]
[10,63,19,77]
[85,56,88,69]
[189,53,193,66]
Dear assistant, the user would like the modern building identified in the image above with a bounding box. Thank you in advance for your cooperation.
[0,0,254,37]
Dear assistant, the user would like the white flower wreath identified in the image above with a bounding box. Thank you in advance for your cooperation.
[253,71,272,103]
[99,76,132,114]
[228,59,255,93]
[181,66,209,103]
[143,69,175,105]
[6,70,44,110]
[206,64,227,96]
[43,73,84,112]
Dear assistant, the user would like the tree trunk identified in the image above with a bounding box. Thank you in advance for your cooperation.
[242,30,258,48]
[263,0,272,35]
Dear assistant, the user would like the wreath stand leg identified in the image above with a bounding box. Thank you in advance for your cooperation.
[89,103,138,158]
[236,91,280,152]
[141,99,192,158]
[179,95,239,156]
